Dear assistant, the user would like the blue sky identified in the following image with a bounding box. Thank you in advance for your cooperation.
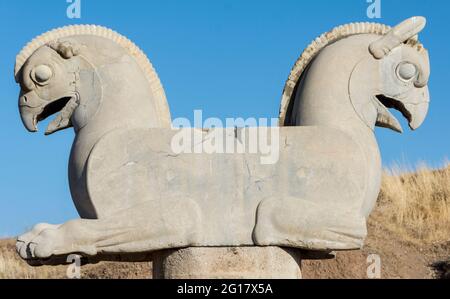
[0,0,448,237]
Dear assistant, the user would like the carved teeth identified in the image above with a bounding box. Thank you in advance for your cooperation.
[373,96,403,133]
[45,96,80,135]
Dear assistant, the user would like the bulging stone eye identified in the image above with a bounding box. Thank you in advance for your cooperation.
[397,62,418,82]
[31,65,53,84]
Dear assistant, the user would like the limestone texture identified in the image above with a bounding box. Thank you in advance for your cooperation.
[14,17,430,266]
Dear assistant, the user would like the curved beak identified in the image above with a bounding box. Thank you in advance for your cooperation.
[375,86,430,133]
[19,106,38,132]
[406,87,430,130]
[18,90,78,135]
[18,91,45,132]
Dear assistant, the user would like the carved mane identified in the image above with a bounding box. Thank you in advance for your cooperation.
[15,25,171,126]
[279,22,425,126]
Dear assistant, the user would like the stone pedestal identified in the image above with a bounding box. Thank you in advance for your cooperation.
[152,247,302,279]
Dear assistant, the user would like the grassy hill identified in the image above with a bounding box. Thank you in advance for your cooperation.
[1,164,449,279]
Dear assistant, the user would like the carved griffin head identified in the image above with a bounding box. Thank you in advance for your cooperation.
[15,25,171,136]
[16,39,83,135]
[365,16,430,132]
[280,17,431,134]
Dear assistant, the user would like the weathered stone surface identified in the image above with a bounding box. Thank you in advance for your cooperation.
[83,126,369,251]
[13,17,430,268]
[153,247,302,279]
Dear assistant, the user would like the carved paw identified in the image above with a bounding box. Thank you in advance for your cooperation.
[16,223,61,260]
[16,221,97,262]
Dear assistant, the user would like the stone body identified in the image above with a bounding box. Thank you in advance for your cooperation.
[14,18,430,265]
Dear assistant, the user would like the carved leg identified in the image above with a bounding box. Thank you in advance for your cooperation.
[253,197,367,251]
[17,198,201,262]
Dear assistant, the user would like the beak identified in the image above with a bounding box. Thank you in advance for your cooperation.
[18,91,45,132]
[405,87,430,130]
[374,86,430,133]
[18,90,79,135]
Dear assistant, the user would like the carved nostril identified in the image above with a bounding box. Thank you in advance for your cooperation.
[20,95,28,105]
[415,72,429,88]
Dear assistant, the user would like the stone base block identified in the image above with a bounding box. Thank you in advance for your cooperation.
[152,246,302,279]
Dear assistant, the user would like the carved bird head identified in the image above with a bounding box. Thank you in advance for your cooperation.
[351,17,430,133]
[15,25,171,135]
[16,39,83,135]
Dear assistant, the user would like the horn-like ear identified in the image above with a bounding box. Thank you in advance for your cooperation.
[369,16,426,59]
[48,39,81,59]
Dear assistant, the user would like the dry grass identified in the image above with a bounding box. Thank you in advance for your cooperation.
[0,240,65,279]
[0,239,152,279]
[378,161,450,244]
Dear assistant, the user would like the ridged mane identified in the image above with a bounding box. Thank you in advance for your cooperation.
[279,22,425,126]
[15,25,171,126]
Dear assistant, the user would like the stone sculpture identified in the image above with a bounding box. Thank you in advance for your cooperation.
[15,17,430,269]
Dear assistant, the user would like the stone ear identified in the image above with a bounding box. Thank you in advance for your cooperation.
[369,16,426,59]
[48,39,81,59]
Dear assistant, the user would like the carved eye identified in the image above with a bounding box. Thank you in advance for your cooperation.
[31,65,53,85]
[396,62,418,82]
